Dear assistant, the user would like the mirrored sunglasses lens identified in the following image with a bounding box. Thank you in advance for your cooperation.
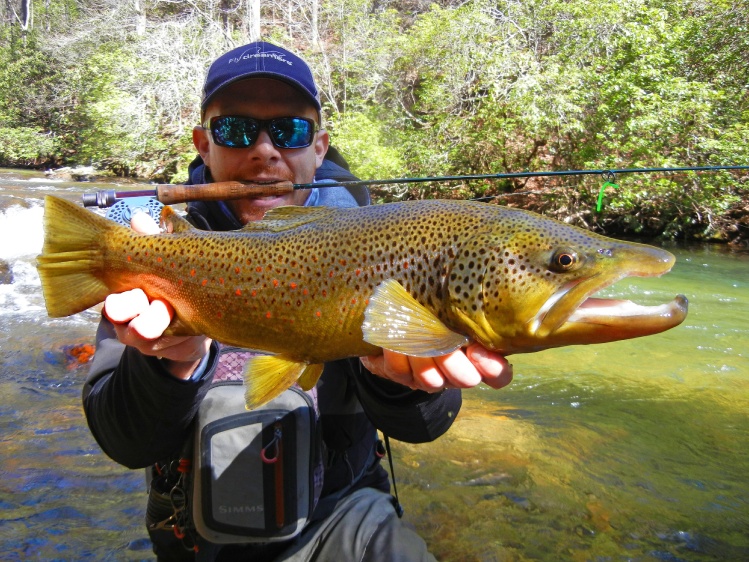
[213,117,258,147]
[270,118,314,148]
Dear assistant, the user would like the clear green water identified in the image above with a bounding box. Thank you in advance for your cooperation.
[396,244,749,561]
[0,171,747,560]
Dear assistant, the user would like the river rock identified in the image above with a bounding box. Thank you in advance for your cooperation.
[0,259,14,284]
[45,166,98,182]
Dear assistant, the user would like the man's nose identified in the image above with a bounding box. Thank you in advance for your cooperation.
[248,130,281,158]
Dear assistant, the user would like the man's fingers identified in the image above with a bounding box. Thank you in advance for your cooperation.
[128,299,174,341]
[362,344,514,394]
[466,344,514,389]
[103,288,150,324]
[434,350,482,388]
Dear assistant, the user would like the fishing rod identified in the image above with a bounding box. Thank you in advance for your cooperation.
[81,165,749,208]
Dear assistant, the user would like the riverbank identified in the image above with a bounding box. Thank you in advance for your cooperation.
[517,185,749,250]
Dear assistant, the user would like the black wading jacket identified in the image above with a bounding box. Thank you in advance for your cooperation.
[82,152,462,558]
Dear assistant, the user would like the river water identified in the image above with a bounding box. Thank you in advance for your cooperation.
[0,168,747,561]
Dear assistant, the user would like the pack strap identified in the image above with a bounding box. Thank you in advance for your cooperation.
[383,435,404,518]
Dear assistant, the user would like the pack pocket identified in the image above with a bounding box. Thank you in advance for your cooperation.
[192,383,320,544]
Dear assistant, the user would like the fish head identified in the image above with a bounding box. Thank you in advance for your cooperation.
[444,211,688,354]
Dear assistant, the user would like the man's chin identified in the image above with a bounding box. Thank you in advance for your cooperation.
[244,194,293,206]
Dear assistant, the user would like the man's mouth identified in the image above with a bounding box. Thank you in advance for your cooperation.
[244,179,293,201]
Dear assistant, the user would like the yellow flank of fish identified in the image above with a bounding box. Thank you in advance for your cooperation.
[37,195,688,408]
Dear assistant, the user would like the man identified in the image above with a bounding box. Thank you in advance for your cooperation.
[83,41,512,561]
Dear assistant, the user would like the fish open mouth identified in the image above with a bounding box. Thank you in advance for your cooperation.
[528,243,688,346]
[531,276,688,345]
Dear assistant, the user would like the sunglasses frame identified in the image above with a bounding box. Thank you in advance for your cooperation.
[204,115,319,149]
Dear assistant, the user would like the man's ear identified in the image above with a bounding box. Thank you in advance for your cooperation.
[315,130,330,169]
[193,126,212,166]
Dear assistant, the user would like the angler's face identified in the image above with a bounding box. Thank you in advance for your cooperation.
[194,78,329,224]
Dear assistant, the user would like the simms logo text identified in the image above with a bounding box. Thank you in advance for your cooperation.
[218,504,264,514]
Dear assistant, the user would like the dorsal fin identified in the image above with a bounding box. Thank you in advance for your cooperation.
[160,206,195,233]
[240,205,337,232]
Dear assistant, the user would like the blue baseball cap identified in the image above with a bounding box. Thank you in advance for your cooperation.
[201,41,321,115]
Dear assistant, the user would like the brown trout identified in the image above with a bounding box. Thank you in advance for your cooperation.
[37,195,687,408]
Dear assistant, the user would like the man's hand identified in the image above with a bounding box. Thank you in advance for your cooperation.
[360,343,513,392]
[102,212,212,381]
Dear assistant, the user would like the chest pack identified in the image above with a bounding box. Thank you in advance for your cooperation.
[190,380,323,544]
[145,348,325,552]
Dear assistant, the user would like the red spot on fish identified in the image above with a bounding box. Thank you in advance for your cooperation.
[127,256,132,262]
[329,271,334,278]
[235,266,241,274]
[303,288,309,295]
[178,280,183,287]
[290,282,297,289]
[157,257,163,263]
[170,262,176,268]
[351,298,357,305]
[403,261,409,269]
[316,310,322,317]
[322,290,327,297]
[251,290,257,297]
[217,311,222,319]
[340,259,347,266]
[273,279,279,287]
[202,279,208,286]
[266,311,272,319]
[235,289,242,296]
[355,269,361,276]
[219,278,224,284]
[190,269,196,277]
[256,266,263,272]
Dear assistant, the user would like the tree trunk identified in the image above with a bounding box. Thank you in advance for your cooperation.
[134,0,146,35]
[310,0,319,47]
[246,0,260,42]
[19,0,31,32]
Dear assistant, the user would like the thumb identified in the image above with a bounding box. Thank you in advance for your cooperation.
[130,210,161,234]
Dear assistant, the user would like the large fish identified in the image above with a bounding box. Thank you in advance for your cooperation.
[37,195,687,408]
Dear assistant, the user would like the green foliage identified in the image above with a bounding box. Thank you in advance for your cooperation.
[0,126,58,167]
[0,0,746,240]
[328,111,403,187]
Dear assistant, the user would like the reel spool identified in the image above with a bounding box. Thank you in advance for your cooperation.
[105,197,164,228]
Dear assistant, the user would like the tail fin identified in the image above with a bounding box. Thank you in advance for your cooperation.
[36,196,117,317]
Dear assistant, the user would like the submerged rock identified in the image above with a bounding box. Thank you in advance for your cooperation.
[0,259,13,284]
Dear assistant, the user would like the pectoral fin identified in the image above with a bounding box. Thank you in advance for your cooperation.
[243,355,308,410]
[362,279,469,357]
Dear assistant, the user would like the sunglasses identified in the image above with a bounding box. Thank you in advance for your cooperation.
[205,115,319,149]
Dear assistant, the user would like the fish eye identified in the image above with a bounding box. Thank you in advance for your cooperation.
[549,249,581,272]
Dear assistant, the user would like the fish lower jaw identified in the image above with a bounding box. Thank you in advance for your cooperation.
[529,294,688,343]
[566,295,688,325]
